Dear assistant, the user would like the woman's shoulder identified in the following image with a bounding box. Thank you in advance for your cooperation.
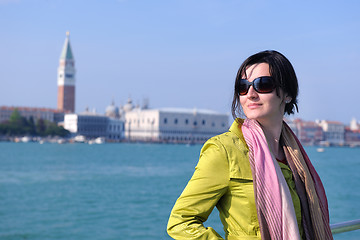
[201,120,252,180]
[205,131,246,151]
[205,119,248,151]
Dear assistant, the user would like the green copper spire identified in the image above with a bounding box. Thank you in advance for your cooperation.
[60,31,74,60]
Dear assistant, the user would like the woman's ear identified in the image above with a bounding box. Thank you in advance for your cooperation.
[285,96,292,104]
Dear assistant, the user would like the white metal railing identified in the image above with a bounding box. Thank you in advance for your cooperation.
[331,219,360,235]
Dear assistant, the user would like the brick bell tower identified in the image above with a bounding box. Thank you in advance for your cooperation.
[57,31,76,113]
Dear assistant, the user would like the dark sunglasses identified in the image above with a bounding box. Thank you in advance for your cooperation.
[237,76,277,96]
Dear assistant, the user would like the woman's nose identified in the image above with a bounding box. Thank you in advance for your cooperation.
[247,85,258,99]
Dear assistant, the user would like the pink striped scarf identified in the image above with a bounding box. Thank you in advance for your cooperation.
[241,119,332,240]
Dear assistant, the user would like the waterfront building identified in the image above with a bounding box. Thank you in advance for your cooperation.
[317,120,345,146]
[107,117,124,141]
[284,118,298,136]
[64,110,124,141]
[344,127,360,146]
[57,32,76,113]
[284,118,324,145]
[350,117,359,131]
[105,101,121,119]
[295,119,323,145]
[124,107,229,143]
[0,106,65,124]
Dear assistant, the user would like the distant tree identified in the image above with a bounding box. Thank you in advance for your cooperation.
[56,126,70,137]
[9,108,22,125]
[36,119,46,136]
[6,109,27,135]
[45,122,59,136]
[8,109,22,134]
[27,116,36,135]
[44,122,70,137]
[0,110,70,137]
[0,124,6,135]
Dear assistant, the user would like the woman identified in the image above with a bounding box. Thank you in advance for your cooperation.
[167,50,333,240]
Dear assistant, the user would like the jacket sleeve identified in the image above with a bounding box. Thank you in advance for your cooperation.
[167,138,230,240]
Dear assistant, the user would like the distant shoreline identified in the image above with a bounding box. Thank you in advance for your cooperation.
[1,135,360,148]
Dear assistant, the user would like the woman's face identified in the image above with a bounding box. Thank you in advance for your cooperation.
[240,63,287,123]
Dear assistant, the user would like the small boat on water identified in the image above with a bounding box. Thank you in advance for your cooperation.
[88,137,105,144]
[21,136,31,143]
[94,137,105,144]
[74,135,86,143]
[317,148,325,152]
[57,139,66,144]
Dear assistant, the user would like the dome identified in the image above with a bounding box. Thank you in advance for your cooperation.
[122,97,134,112]
[105,101,120,118]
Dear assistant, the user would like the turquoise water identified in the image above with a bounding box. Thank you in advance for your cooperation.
[0,142,359,239]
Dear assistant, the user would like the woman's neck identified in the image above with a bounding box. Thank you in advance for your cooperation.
[258,118,284,160]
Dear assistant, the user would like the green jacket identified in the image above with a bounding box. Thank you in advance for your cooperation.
[167,120,302,240]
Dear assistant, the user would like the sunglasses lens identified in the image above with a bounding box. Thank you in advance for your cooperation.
[238,80,250,95]
[254,77,276,93]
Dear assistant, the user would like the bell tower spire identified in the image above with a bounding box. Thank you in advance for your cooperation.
[57,31,76,113]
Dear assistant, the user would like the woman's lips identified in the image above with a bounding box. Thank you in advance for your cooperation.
[247,103,262,109]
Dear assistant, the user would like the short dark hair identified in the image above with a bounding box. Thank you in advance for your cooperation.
[231,50,299,119]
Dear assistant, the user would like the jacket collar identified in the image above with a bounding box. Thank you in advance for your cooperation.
[229,118,245,141]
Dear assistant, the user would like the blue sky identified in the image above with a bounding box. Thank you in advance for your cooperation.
[1,0,359,124]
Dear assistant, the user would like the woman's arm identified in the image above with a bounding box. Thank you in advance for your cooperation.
[167,139,229,240]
